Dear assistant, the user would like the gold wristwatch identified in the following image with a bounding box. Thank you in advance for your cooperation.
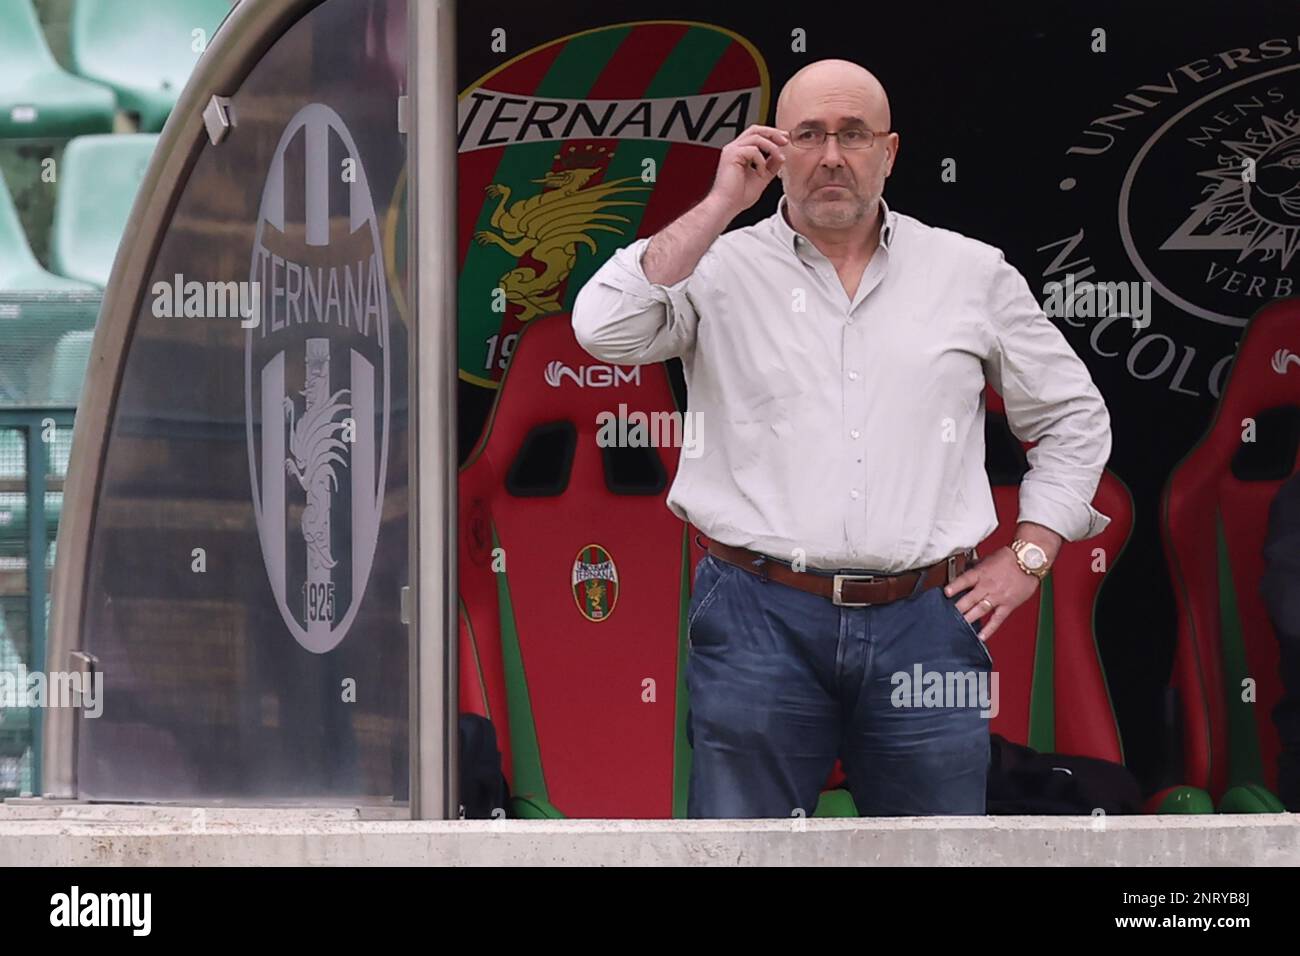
[1010,539,1050,579]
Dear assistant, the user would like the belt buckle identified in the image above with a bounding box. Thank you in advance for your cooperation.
[832,573,879,607]
[946,549,977,584]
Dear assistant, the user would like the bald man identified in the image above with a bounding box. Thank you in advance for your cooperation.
[572,60,1112,818]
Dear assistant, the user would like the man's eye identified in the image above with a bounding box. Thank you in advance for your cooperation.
[840,129,868,143]
[794,128,821,142]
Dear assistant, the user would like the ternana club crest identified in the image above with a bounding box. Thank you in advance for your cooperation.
[245,103,391,653]
[456,20,768,390]
[572,544,619,622]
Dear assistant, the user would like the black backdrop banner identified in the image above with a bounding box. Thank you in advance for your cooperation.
[455,0,1300,790]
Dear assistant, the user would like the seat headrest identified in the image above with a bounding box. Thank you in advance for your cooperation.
[1219,298,1300,422]
[476,314,675,458]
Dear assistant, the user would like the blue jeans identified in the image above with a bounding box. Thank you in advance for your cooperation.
[685,553,993,818]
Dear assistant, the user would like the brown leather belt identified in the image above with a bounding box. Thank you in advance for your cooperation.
[703,538,978,607]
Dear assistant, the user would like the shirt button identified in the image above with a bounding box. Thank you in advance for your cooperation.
[850,489,860,500]
[850,429,860,439]
[848,371,859,381]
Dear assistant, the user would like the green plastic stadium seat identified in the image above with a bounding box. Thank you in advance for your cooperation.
[30,330,94,407]
[0,0,116,138]
[0,633,31,758]
[49,134,157,288]
[69,0,233,132]
[0,171,95,292]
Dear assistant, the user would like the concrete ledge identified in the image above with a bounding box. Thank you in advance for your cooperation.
[0,804,1296,865]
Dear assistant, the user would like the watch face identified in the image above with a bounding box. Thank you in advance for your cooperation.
[1022,545,1047,569]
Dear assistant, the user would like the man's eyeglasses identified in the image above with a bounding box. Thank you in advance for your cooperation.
[786,126,891,150]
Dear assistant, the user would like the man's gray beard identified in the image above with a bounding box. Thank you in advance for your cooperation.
[802,193,872,229]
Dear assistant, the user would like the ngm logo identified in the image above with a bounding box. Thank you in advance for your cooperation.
[544,360,640,389]
[245,103,390,653]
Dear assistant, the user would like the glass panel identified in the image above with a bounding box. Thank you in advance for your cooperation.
[79,0,409,803]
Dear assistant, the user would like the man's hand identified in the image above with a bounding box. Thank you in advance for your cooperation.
[638,125,788,288]
[708,125,788,219]
[942,522,1063,642]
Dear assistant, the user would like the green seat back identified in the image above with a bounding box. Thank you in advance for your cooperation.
[0,0,115,137]
[0,635,30,742]
[69,0,233,131]
[0,171,94,292]
[49,134,157,288]
[30,330,94,407]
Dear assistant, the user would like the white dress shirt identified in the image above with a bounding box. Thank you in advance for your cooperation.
[571,194,1113,573]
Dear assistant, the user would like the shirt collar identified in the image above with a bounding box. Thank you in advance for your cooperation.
[772,193,895,255]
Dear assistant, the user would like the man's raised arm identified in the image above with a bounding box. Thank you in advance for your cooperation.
[571,125,789,365]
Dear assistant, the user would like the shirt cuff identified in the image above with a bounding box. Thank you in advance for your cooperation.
[1017,480,1112,542]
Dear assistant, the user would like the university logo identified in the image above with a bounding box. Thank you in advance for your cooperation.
[1038,42,1300,400]
[572,544,619,622]
[246,103,391,653]
[457,20,768,390]
[1118,64,1300,326]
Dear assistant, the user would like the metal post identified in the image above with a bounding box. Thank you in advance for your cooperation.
[408,0,459,820]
